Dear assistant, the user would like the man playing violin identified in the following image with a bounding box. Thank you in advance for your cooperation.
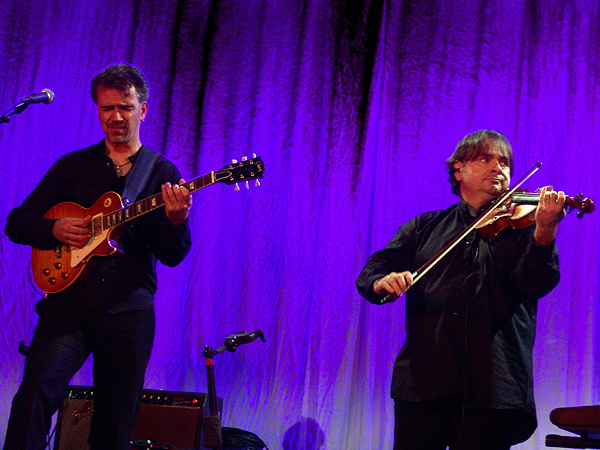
[356,130,565,449]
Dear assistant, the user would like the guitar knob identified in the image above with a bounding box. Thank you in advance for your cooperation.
[54,262,62,270]
[61,272,69,280]
[48,277,57,285]
[42,268,50,276]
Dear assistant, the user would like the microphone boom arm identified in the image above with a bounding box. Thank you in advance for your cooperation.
[1,89,54,124]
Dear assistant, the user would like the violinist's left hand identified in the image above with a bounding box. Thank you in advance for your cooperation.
[162,179,193,226]
[534,186,566,246]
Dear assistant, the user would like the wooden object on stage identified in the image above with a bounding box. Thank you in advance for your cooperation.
[546,405,600,448]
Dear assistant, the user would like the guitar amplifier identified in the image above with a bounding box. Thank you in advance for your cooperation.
[55,385,221,450]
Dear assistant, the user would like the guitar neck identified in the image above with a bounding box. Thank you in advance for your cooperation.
[103,172,214,229]
[101,155,264,230]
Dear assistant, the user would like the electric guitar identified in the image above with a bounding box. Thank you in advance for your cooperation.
[31,156,264,294]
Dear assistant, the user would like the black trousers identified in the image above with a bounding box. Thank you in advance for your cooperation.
[3,301,155,450]
[394,399,527,450]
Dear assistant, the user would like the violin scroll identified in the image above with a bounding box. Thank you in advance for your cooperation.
[568,193,595,218]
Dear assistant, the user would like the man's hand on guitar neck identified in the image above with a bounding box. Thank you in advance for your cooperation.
[162,179,192,227]
[53,216,93,248]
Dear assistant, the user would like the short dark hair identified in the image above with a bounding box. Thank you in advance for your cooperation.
[90,63,150,104]
[446,130,514,196]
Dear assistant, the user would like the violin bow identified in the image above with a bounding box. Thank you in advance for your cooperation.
[380,162,542,304]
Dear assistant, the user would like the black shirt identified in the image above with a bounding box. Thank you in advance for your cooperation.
[5,140,192,313]
[356,198,559,440]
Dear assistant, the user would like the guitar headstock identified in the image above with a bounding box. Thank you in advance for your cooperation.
[215,155,264,188]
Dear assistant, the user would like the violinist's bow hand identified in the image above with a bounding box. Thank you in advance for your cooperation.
[373,271,413,304]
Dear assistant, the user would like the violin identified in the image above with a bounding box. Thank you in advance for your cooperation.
[379,162,595,304]
[476,189,595,238]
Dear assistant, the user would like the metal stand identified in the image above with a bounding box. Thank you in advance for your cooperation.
[202,330,266,450]
[1,101,29,124]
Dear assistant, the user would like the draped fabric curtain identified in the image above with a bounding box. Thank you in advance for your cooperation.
[1,1,599,448]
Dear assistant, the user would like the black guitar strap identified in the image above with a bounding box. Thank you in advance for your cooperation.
[122,145,159,206]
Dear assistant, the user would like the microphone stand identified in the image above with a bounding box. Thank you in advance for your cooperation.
[202,330,266,450]
[1,101,28,124]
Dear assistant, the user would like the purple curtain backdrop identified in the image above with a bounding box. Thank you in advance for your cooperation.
[1,1,599,448]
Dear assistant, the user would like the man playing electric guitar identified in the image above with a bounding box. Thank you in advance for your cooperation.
[3,63,192,450]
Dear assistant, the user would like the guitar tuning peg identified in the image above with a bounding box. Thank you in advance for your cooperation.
[232,159,238,164]
[235,183,240,191]
[245,181,249,189]
[242,156,248,161]
[252,153,257,158]
[255,180,261,187]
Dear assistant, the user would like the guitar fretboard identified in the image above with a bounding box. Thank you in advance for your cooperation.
[91,155,264,233]
[100,172,215,230]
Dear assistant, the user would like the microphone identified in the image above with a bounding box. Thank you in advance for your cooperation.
[20,89,55,105]
[224,330,266,352]
[1,89,55,124]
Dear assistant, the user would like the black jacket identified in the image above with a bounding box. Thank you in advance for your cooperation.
[356,198,559,441]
